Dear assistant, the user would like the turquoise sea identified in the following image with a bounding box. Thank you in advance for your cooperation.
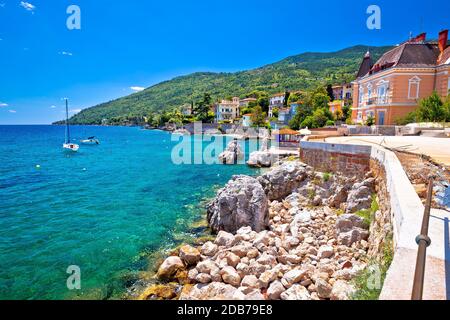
[0,125,259,300]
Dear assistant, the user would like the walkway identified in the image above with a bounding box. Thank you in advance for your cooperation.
[323,136,450,166]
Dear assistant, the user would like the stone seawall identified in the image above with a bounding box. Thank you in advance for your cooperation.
[299,139,448,300]
[300,141,371,177]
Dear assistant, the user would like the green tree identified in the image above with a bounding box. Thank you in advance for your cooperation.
[326,84,335,102]
[194,93,214,122]
[312,93,331,110]
[417,91,446,122]
[257,94,270,113]
[251,105,267,127]
[365,115,375,126]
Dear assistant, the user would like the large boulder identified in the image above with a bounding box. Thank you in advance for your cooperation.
[257,162,310,201]
[179,245,201,265]
[247,151,276,168]
[207,175,269,234]
[218,139,244,165]
[346,178,375,213]
[157,256,185,279]
[336,214,370,246]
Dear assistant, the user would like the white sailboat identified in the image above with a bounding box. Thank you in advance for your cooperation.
[63,99,80,152]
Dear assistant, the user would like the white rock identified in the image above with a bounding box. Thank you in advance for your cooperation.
[179,245,201,265]
[318,245,334,259]
[267,280,286,300]
[226,252,241,268]
[316,278,332,299]
[241,275,260,289]
[157,256,184,279]
[281,269,307,288]
[215,231,236,247]
[221,266,241,287]
[201,241,218,257]
[280,284,311,300]
[196,273,212,284]
[331,280,356,300]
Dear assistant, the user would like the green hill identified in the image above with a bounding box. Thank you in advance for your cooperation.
[64,45,392,125]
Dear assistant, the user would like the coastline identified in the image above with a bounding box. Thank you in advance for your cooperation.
[136,157,391,300]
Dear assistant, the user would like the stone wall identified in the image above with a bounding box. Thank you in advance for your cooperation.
[367,159,394,261]
[300,141,372,177]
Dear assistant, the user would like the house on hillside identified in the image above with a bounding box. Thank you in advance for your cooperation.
[181,104,193,116]
[352,30,450,125]
[278,102,299,125]
[269,93,286,118]
[239,98,257,107]
[215,97,241,122]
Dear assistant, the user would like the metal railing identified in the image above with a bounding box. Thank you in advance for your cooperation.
[411,177,434,300]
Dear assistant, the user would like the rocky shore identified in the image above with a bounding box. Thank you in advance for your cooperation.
[141,160,384,300]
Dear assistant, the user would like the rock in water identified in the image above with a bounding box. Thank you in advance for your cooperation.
[257,162,309,201]
[207,175,269,233]
[157,256,185,279]
[218,139,244,165]
[247,151,275,168]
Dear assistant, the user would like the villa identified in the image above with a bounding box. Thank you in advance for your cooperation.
[269,93,286,118]
[215,97,241,122]
[351,30,450,125]
[239,98,257,107]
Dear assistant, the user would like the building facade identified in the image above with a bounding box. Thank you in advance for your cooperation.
[215,97,241,122]
[352,30,450,125]
[269,93,286,118]
[239,98,257,107]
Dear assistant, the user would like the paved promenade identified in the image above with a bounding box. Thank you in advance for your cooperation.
[324,136,450,166]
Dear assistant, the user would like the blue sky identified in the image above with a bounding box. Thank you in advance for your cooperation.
[0,0,449,124]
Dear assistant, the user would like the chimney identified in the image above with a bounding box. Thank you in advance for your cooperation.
[438,30,448,53]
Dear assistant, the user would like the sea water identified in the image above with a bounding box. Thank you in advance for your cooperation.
[0,125,259,300]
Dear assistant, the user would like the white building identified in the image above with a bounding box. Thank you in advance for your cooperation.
[269,93,285,118]
[216,97,240,122]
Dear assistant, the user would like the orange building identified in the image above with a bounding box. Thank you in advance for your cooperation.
[352,30,450,125]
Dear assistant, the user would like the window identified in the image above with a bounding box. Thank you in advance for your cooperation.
[377,80,389,104]
[448,77,450,94]
[408,76,421,99]
[359,86,364,105]
[367,83,373,99]
[357,112,363,121]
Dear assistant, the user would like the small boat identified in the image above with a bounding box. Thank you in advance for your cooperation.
[81,136,100,145]
[63,99,80,152]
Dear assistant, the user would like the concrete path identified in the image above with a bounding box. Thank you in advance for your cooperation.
[324,136,450,166]
[381,209,450,300]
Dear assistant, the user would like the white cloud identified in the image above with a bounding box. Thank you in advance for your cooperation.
[59,51,73,56]
[130,86,145,92]
[0,102,8,107]
[9,110,17,113]
[20,1,35,12]
[50,105,57,109]
[70,109,82,114]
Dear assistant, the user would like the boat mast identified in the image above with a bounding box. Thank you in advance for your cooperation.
[65,98,70,144]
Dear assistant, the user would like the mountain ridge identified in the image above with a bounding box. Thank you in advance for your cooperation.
[63,44,393,125]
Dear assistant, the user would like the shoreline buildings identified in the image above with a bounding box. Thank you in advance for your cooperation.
[352,30,450,125]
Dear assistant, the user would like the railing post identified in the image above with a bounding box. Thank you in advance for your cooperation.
[411,177,434,300]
